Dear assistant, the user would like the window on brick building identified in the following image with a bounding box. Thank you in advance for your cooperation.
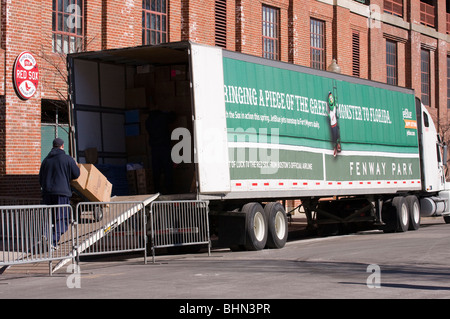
[384,0,403,17]
[421,48,431,107]
[352,30,360,77]
[386,40,397,85]
[310,19,325,70]
[447,56,450,108]
[420,0,436,28]
[262,5,280,60]
[52,0,84,53]
[447,8,450,34]
[215,0,227,48]
[142,0,168,45]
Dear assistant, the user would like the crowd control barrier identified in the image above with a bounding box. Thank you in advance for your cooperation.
[149,200,210,263]
[0,204,75,275]
[74,201,147,263]
[1,199,212,274]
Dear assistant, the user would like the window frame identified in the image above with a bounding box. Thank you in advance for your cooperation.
[384,0,403,17]
[421,48,431,107]
[386,40,398,86]
[142,0,168,45]
[310,18,326,70]
[420,0,436,28]
[52,0,84,54]
[262,5,280,60]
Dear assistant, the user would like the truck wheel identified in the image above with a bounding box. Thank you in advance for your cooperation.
[406,195,420,230]
[243,203,267,251]
[264,202,288,249]
[393,196,409,232]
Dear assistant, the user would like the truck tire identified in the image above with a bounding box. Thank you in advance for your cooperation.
[406,195,420,230]
[264,202,288,249]
[243,203,268,251]
[393,196,409,232]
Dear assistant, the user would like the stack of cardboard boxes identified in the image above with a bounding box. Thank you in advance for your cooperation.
[124,63,193,195]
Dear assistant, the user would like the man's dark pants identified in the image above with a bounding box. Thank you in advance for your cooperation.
[42,194,70,246]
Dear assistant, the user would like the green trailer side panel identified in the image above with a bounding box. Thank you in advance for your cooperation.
[223,56,420,184]
[223,57,417,150]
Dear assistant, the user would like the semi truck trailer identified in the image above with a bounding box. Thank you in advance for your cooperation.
[67,41,450,251]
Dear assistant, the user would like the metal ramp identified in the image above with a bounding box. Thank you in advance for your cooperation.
[52,194,159,272]
[1,194,158,275]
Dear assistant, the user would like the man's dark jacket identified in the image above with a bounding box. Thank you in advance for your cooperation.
[39,148,80,197]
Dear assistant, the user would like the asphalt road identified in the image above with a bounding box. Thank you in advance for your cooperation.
[1,217,450,303]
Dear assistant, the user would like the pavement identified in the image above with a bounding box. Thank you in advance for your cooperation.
[0,214,311,277]
[1,215,449,304]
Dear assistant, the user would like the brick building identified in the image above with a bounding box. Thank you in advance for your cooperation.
[0,0,449,198]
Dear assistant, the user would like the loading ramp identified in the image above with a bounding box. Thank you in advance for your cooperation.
[1,194,158,275]
[54,193,159,272]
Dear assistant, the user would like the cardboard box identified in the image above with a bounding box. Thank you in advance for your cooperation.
[171,65,187,81]
[175,80,190,96]
[134,72,154,88]
[155,81,175,97]
[126,135,148,156]
[71,164,89,192]
[127,170,138,195]
[154,96,191,113]
[125,88,147,109]
[77,164,112,202]
[154,66,171,82]
[135,169,148,194]
[136,64,152,74]
[126,168,153,195]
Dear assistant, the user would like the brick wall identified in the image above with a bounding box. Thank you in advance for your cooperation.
[169,0,182,42]
[0,0,44,197]
[102,0,141,49]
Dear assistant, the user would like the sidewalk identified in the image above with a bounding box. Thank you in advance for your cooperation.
[1,215,310,276]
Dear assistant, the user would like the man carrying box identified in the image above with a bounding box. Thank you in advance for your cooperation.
[39,138,80,248]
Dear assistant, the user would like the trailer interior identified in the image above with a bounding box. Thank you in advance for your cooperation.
[69,42,196,197]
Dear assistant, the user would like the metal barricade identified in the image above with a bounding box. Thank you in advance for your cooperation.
[75,201,147,263]
[1,199,209,274]
[149,200,210,263]
[0,204,75,275]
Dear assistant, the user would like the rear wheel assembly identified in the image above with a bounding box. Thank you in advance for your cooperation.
[242,202,268,251]
[392,196,410,232]
[264,202,288,249]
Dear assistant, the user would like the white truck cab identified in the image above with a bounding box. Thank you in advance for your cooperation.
[417,98,450,219]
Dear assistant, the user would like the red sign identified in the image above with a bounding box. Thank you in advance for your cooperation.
[13,51,39,100]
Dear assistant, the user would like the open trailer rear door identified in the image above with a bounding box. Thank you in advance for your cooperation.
[190,43,231,194]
